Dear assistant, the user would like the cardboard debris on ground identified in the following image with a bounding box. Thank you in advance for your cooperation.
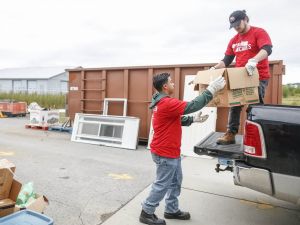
[194,67,259,107]
[0,159,16,200]
[0,159,49,217]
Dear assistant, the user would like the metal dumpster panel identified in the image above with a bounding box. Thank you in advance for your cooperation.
[67,61,284,140]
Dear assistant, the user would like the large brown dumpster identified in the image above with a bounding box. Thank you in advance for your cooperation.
[67,60,285,141]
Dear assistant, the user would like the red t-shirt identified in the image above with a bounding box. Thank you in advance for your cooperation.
[225,26,272,80]
[150,97,187,158]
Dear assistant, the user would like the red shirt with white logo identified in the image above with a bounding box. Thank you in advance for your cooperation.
[150,97,187,158]
[225,26,272,80]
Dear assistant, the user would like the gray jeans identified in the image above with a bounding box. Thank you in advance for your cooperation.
[228,80,269,134]
[142,153,182,214]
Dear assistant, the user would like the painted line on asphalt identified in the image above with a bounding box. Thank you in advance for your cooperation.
[108,173,134,180]
[0,151,15,156]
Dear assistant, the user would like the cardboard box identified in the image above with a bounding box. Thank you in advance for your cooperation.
[194,67,260,107]
[0,179,49,217]
[15,194,49,213]
[0,199,15,217]
[0,177,20,217]
[29,110,60,127]
[0,159,16,200]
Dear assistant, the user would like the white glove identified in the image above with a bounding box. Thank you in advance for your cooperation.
[193,111,209,123]
[206,76,226,95]
[245,58,258,76]
[209,66,216,70]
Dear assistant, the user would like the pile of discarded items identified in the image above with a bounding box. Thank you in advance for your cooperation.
[0,159,52,224]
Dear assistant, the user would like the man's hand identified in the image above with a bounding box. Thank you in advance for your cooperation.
[245,58,258,76]
[193,111,209,123]
[206,76,226,95]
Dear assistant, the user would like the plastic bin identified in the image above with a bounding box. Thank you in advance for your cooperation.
[0,210,53,225]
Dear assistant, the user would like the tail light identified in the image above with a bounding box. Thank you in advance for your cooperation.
[243,120,267,158]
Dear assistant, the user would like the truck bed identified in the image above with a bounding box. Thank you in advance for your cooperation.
[194,132,244,159]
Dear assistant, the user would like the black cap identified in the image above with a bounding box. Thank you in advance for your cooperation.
[229,10,247,29]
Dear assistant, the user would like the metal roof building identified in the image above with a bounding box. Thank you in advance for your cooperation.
[0,67,68,94]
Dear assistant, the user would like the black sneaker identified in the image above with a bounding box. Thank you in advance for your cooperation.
[139,210,166,225]
[164,210,191,220]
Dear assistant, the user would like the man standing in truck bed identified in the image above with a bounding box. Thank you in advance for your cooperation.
[211,10,273,145]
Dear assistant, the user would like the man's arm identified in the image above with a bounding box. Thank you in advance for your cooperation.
[213,55,235,69]
[184,76,225,115]
[183,90,213,115]
[181,116,193,126]
[246,45,272,75]
[252,45,272,62]
[246,28,272,75]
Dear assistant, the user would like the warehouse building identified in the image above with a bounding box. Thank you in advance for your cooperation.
[0,67,68,94]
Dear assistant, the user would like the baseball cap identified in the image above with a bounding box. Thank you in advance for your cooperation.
[229,10,247,29]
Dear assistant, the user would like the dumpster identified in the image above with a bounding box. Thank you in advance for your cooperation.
[67,61,285,140]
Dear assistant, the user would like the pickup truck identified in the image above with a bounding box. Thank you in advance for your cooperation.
[194,104,300,205]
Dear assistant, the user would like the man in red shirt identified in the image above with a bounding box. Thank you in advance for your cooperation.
[211,10,273,145]
[140,73,225,225]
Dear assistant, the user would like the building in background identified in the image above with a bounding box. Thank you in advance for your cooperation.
[0,67,68,94]
[287,83,300,88]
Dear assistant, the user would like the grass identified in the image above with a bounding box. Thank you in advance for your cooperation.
[0,92,66,109]
[282,94,300,106]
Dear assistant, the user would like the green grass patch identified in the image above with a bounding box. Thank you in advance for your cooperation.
[0,92,66,109]
[282,95,300,106]
[282,85,300,106]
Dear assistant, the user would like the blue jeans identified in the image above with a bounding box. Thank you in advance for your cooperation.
[142,153,182,214]
[228,80,269,134]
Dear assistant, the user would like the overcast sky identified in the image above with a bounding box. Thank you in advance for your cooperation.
[0,0,299,83]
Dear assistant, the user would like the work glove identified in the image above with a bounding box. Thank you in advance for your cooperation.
[245,58,258,76]
[193,111,209,123]
[206,76,226,95]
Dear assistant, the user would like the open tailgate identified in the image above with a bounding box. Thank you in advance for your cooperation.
[194,132,245,160]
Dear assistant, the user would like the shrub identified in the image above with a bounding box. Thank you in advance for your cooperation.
[0,92,66,109]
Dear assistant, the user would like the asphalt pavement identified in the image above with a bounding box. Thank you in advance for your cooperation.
[0,117,299,225]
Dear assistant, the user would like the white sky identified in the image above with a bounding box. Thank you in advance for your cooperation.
[0,0,299,84]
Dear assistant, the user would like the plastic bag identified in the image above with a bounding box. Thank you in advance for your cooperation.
[16,182,37,208]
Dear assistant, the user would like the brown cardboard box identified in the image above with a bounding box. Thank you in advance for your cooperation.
[0,179,49,217]
[0,159,16,200]
[0,178,20,217]
[15,194,49,213]
[0,199,15,217]
[194,67,260,107]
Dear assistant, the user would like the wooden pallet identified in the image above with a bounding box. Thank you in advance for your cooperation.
[25,124,49,131]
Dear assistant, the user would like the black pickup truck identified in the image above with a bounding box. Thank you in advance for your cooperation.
[194,104,300,205]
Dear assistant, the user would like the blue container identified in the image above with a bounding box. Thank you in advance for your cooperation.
[0,210,53,225]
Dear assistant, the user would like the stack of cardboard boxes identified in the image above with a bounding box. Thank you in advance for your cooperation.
[0,159,48,217]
